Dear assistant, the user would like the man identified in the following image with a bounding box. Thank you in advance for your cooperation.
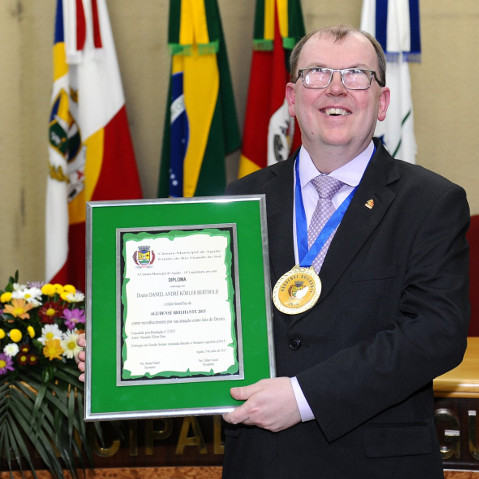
[220,25,470,478]
[77,24,469,478]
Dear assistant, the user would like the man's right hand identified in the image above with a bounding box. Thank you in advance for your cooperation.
[75,333,86,382]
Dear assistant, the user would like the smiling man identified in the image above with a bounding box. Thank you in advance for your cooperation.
[222,25,470,478]
[75,24,469,479]
[285,28,389,172]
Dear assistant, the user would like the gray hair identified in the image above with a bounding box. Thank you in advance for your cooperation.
[289,25,386,87]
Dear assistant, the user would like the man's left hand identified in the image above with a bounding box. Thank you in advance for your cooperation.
[223,377,301,432]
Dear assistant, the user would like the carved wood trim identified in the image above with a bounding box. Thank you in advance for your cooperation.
[0,467,223,479]
[3,468,479,478]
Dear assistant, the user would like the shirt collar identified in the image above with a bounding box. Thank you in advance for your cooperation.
[298,141,374,188]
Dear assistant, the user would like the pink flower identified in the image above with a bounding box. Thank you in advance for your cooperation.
[0,353,14,375]
[62,308,85,330]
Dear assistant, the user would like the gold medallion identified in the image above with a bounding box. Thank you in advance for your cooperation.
[272,265,321,315]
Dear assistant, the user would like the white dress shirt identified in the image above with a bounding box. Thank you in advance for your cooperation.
[290,141,375,422]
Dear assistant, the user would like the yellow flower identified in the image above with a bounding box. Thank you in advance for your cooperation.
[3,298,34,319]
[9,329,22,343]
[53,284,64,294]
[0,329,5,339]
[27,325,35,338]
[1,292,12,303]
[60,284,76,301]
[41,284,56,296]
[63,284,76,294]
[43,339,63,361]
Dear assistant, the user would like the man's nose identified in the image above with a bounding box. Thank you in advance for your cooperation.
[328,71,347,93]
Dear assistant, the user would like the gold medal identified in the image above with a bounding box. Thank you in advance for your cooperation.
[272,265,321,315]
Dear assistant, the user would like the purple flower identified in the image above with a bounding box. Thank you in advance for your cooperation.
[0,353,15,375]
[62,308,86,330]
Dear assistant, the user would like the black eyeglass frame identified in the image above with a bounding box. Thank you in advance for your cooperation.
[296,67,385,90]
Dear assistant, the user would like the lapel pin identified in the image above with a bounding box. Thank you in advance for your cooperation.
[365,199,374,210]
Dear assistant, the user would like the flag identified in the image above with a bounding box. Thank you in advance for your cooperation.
[47,0,142,289]
[158,0,241,198]
[360,0,421,164]
[238,0,305,178]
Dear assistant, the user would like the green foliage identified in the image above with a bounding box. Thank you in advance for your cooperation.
[0,367,92,478]
[0,275,91,478]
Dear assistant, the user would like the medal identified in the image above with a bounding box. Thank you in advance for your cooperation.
[273,265,321,314]
[272,149,372,315]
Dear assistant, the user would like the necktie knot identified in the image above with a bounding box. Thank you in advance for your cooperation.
[311,175,344,200]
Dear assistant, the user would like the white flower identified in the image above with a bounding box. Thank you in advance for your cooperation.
[4,343,19,357]
[66,291,85,303]
[39,324,63,345]
[11,283,27,299]
[23,287,43,306]
[11,284,42,306]
[61,331,82,359]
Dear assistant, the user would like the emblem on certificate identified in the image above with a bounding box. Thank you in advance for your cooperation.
[272,265,321,314]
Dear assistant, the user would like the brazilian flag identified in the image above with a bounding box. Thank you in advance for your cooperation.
[158,0,241,197]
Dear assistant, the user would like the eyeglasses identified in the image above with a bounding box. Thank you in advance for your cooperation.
[296,67,383,90]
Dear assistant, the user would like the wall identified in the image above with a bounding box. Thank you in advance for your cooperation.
[0,0,477,282]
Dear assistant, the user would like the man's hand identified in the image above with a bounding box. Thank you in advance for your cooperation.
[75,333,86,382]
[222,377,301,432]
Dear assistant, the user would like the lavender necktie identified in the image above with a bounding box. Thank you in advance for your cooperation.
[307,176,344,273]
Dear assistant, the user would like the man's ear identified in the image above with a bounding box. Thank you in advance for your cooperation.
[285,82,296,117]
[377,86,390,122]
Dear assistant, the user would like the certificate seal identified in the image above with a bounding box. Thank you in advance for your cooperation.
[272,265,321,314]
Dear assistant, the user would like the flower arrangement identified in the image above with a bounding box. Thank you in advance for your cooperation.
[0,277,85,377]
[0,272,91,478]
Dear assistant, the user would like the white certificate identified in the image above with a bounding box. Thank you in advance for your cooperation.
[119,226,242,385]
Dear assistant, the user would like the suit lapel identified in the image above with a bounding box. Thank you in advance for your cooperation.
[318,146,400,301]
[262,159,296,285]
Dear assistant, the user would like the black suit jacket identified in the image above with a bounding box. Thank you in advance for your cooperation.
[222,140,470,479]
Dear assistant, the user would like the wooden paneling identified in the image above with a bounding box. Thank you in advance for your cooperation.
[6,468,479,479]
[445,472,479,479]
[0,467,223,479]
[2,467,479,479]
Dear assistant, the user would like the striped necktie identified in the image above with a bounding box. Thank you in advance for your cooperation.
[307,176,344,272]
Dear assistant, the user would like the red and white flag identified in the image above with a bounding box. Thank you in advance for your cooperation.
[238,0,304,178]
[47,0,142,289]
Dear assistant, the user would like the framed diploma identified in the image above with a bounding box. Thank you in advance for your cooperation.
[84,195,274,420]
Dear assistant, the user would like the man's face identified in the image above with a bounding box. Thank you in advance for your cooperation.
[286,32,390,161]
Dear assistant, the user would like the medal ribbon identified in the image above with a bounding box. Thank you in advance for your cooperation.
[294,149,373,267]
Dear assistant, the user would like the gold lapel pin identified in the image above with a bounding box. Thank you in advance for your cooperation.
[365,199,374,209]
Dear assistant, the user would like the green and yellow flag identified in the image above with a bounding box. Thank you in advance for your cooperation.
[158,0,240,197]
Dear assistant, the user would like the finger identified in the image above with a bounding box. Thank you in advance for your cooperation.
[75,349,85,364]
[230,380,265,401]
[79,372,85,383]
[77,333,86,347]
[229,385,250,401]
[223,404,250,425]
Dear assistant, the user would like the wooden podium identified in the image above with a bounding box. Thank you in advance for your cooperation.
[435,337,479,477]
[435,337,479,398]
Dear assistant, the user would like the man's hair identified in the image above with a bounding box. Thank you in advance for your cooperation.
[289,24,386,87]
